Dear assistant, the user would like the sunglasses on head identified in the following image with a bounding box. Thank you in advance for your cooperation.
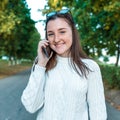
[46,9,71,19]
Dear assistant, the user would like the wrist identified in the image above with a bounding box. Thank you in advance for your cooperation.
[37,61,47,67]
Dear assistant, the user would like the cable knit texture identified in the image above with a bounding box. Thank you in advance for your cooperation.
[21,56,107,120]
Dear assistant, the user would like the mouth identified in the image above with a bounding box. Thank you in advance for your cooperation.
[55,44,63,47]
[54,42,65,48]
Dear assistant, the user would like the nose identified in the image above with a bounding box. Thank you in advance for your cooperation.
[54,34,60,43]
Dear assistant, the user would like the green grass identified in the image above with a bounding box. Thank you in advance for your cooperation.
[0,60,32,79]
[99,63,120,89]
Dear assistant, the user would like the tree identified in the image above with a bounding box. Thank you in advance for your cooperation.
[43,0,120,66]
[0,0,40,64]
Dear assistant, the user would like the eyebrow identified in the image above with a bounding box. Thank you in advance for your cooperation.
[58,28,67,30]
[47,28,67,33]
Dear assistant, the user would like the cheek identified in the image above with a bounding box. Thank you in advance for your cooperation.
[69,38,73,47]
[49,44,55,50]
[48,39,54,45]
[67,32,73,46]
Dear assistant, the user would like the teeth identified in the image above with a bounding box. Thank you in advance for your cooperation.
[56,44,62,46]
[55,43,64,45]
[54,42,64,47]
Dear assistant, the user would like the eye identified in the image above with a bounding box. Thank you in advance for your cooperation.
[60,31,65,34]
[47,33,54,37]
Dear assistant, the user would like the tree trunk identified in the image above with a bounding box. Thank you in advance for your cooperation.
[115,41,120,66]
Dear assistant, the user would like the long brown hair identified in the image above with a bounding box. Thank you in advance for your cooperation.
[45,12,91,78]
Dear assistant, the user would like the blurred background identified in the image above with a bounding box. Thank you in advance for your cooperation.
[0,0,120,89]
[0,0,120,110]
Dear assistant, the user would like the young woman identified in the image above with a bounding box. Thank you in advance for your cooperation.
[21,9,107,120]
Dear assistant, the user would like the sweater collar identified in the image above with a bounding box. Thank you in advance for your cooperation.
[56,55,71,63]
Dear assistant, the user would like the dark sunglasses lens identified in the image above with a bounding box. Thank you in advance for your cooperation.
[47,11,56,17]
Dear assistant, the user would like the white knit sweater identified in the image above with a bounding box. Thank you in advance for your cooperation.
[21,56,107,120]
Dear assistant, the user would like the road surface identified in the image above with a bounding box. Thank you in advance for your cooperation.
[0,70,37,120]
[0,69,120,120]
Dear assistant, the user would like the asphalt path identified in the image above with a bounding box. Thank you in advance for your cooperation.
[0,69,120,120]
[0,70,37,120]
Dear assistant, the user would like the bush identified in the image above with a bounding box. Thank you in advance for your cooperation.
[99,63,120,89]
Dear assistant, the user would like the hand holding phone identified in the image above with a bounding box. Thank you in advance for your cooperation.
[34,40,52,67]
[42,45,52,58]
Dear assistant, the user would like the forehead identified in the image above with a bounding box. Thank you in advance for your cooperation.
[46,18,71,31]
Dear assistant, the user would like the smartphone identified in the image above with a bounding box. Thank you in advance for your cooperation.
[42,45,52,58]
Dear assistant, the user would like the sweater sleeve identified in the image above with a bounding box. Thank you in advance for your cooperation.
[86,61,107,120]
[21,64,46,113]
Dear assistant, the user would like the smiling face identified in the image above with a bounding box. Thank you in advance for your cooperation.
[46,18,73,57]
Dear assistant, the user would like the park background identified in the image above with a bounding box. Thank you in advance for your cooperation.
[0,0,120,109]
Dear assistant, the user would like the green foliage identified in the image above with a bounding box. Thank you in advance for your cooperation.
[0,0,40,61]
[100,64,120,89]
[26,29,40,60]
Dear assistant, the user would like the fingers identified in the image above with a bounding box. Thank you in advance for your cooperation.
[36,39,53,67]
[38,40,49,49]
[37,39,52,58]
[37,40,48,54]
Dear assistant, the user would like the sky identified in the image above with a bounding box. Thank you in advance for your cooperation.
[26,0,47,39]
